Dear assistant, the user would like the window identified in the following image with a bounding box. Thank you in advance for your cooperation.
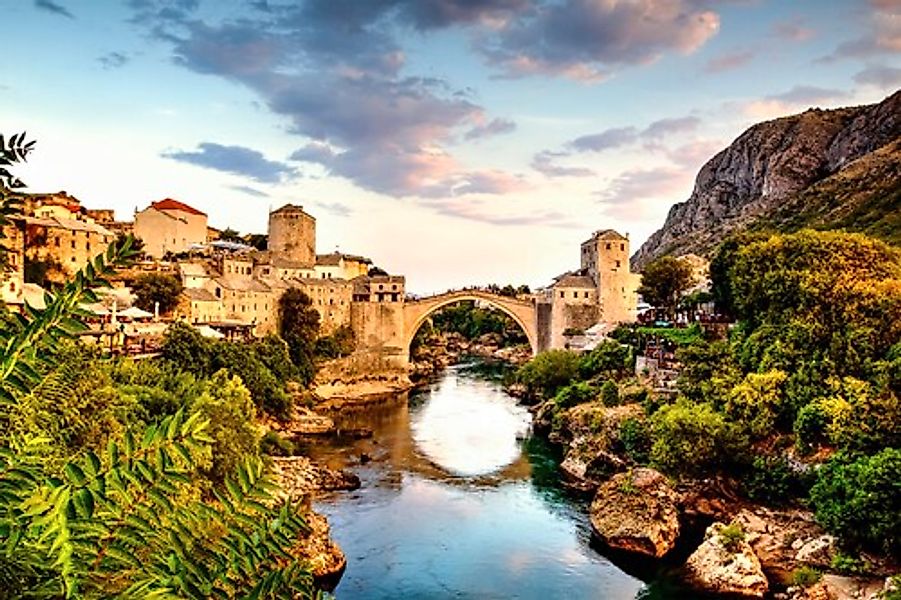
[615,260,620,268]
[606,243,611,250]
[584,291,589,298]
[55,237,60,247]
[86,242,91,251]
[620,243,625,251]
[559,291,564,298]
[71,240,76,249]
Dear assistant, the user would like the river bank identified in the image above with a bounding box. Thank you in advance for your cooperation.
[528,396,899,600]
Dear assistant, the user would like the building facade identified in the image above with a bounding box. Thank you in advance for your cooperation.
[134,198,208,259]
[267,204,316,267]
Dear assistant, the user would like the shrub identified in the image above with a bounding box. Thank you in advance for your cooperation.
[580,340,632,380]
[600,380,620,407]
[719,522,745,552]
[211,342,292,419]
[650,400,744,476]
[743,455,810,504]
[260,430,296,457]
[553,381,597,409]
[725,369,788,438]
[830,552,868,575]
[809,448,901,554]
[791,566,822,587]
[515,350,581,400]
[794,402,829,453]
[618,418,651,464]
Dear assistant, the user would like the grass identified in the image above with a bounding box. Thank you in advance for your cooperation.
[791,566,823,588]
[637,323,703,346]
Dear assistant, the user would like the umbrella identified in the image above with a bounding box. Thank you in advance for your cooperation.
[195,325,225,339]
[119,306,154,320]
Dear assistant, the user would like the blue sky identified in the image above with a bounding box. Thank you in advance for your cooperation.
[2,0,898,293]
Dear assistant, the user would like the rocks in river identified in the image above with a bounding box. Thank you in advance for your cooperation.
[272,456,361,501]
[555,403,646,491]
[589,467,680,557]
[684,522,769,598]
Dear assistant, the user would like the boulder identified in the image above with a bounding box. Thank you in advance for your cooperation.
[794,535,836,567]
[293,510,346,588]
[684,522,769,598]
[589,467,680,557]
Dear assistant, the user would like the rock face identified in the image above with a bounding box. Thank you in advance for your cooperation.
[272,455,361,500]
[632,90,901,270]
[589,467,680,557]
[684,522,769,598]
[293,510,347,586]
[556,403,645,491]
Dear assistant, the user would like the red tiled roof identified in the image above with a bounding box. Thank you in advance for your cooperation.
[152,198,206,216]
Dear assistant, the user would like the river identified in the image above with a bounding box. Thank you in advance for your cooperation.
[305,361,693,599]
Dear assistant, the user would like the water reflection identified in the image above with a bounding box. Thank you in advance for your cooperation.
[308,363,690,599]
[410,367,531,477]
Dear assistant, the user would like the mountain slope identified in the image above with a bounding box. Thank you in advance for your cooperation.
[631,90,901,270]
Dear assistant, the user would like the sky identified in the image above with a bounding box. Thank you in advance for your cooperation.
[2,0,899,294]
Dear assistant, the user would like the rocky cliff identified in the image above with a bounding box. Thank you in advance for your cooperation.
[631,90,901,270]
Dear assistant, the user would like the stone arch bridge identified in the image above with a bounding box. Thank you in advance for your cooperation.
[403,290,539,357]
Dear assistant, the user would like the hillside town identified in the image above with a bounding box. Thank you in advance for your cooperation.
[0,190,676,361]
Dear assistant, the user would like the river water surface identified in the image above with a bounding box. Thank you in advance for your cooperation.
[306,362,691,599]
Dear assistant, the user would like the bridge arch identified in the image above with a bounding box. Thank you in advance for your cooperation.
[402,291,538,359]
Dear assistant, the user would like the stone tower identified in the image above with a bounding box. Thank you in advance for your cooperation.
[267,204,316,266]
[580,229,639,323]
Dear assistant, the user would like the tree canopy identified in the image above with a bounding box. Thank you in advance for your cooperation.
[637,256,695,316]
[131,272,184,315]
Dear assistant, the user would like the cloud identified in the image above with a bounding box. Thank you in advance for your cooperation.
[704,49,754,73]
[853,64,901,88]
[642,116,701,140]
[817,0,900,63]
[569,126,638,152]
[314,201,352,218]
[98,52,129,69]
[665,139,725,170]
[34,0,74,18]
[463,118,516,141]
[742,86,852,119]
[229,185,269,198]
[448,170,529,195]
[596,166,693,219]
[566,116,700,154]
[530,151,595,178]
[479,0,720,81]
[772,17,814,42]
[162,143,297,184]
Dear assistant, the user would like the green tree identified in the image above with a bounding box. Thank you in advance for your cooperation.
[515,349,581,401]
[160,321,212,376]
[278,288,319,385]
[218,227,243,242]
[650,399,744,476]
[130,272,184,315]
[637,255,695,317]
[810,449,901,554]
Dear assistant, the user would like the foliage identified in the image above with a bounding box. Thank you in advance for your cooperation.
[278,289,319,386]
[0,412,315,598]
[718,522,745,553]
[553,382,596,409]
[160,324,295,419]
[649,400,744,476]
[600,380,620,407]
[130,272,184,315]
[724,370,788,439]
[579,340,633,380]
[742,455,810,505]
[791,566,823,588]
[189,371,262,485]
[830,552,868,576]
[514,350,581,401]
[23,258,66,288]
[315,325,356,359]
[636,323,703,346]
[618,418,651,465]
[809,448,901,554]
[637,255,695,316]
[429,301,527,346]
[260,431,295,457]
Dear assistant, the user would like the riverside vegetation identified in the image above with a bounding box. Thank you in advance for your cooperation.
[0,135,332,598]
[515,229,900,596]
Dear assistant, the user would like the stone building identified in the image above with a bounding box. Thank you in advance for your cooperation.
[544,273,599,350]
[315,252,372,280]
[134,198,208,259]
[267,204,315,267]
[580,229,641,324]
[24,216,115,280]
